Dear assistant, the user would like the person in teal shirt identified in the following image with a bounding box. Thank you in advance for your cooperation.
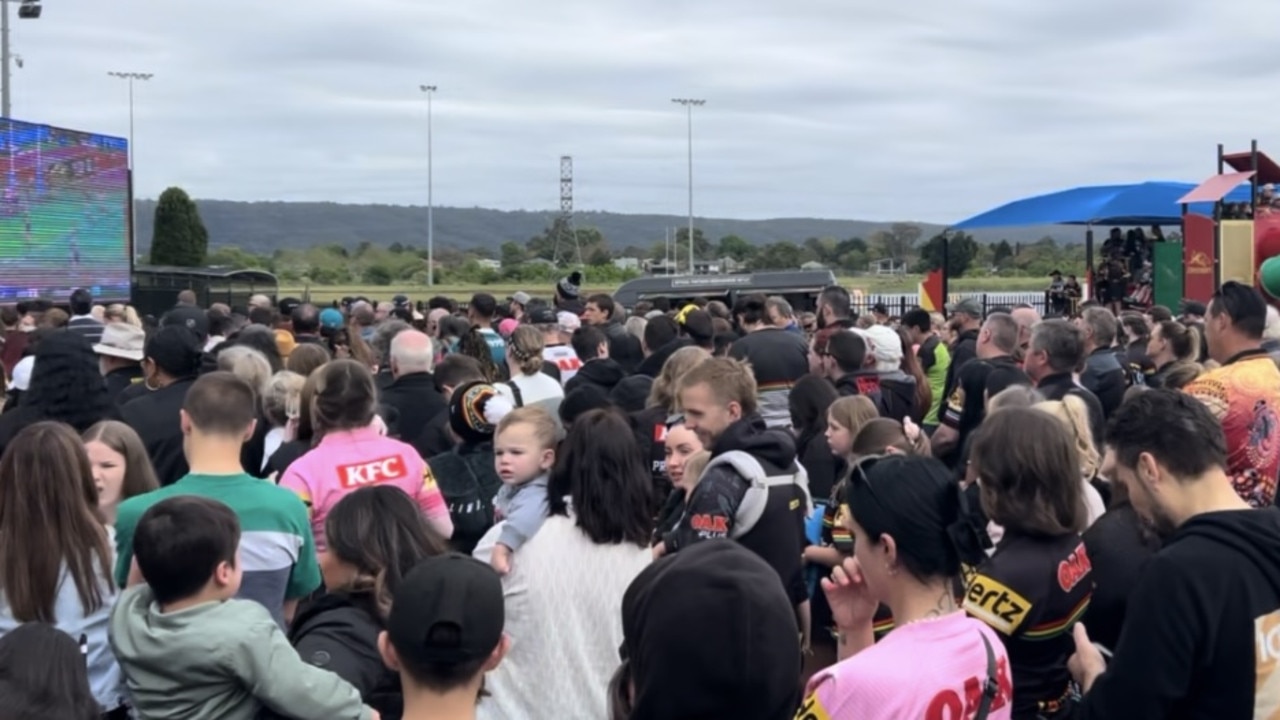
[114,371,320,628]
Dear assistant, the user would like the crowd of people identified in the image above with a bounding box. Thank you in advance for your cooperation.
[0,270,1279,719]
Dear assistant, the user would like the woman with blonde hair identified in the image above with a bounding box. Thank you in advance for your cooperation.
[260,371,306,473]
[497,325,564,421]
[81,420,159,526]
[1034,396,1108,527]
[825,395,879,460]
[1146,320,1202,389]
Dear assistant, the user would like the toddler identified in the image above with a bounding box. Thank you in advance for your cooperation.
[489,407,558,574]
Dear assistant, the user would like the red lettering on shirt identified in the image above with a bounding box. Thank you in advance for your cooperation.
[924,656,1011,720]
[337,455,407,489]
[1057,544,1092,593]
[690,513,728,534]
[557,357,582,371]
[653,424,668,443]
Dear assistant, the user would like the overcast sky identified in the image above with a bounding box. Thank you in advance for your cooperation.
[11,0,1274,223]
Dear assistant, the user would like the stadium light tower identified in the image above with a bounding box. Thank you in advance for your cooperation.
[2,0,45,118]
[419,84,437,286]
[108,72,153,257]
[671,98,705,274]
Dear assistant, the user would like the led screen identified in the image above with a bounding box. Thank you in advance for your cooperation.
[0,119,130,303]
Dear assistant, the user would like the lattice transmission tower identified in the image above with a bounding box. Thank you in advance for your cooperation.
[551,155,582,267]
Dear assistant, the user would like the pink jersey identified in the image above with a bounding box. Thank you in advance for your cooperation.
[799,611,1013,720]
[280,426,452,551]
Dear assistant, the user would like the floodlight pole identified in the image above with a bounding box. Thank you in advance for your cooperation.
[108,72,153,259]
[1,0,9,118]
[672,98,705,274]
[420,84,437,286]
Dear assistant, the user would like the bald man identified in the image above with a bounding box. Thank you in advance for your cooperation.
[1011,304,1041,363]
[248,294,272,311]
[380,330,446,441]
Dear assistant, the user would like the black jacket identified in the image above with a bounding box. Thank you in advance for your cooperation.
[104,366,144,406]
[662,416,808,606]
[797,425,841,502]
[410,412,453,462]
[602,321,643,374]
[634,338,692,379]
[833,370,882,401]
[379,372,447,442]
[564,358,626,396]
[120,377,196,486]
[266,438,310,478]
[1081,347,1127,419]
[427,443,502,555]
[1079,508,1280,720]
[878,373,919,423]
[286,592,402,720]
[1036,373,1106,450]
[632,405,671,501]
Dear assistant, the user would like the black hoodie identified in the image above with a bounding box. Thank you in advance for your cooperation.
[878,372,919,423]
[634,337,692,379]
[662,415,809,606]
[622,540,801,720]
[1079,508,1280,719]
[563,357,627,396]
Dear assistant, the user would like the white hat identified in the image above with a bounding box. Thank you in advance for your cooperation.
[861,324,904,372]
[8,356,32,391]
[557,311,581,333]
[93,322,146,362]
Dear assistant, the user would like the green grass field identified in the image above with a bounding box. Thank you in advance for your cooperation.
[280,275,1048,304]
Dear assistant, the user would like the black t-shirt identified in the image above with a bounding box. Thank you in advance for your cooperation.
[941,355,1027,467]
[965,531,1094,719]
[729,327,810,387]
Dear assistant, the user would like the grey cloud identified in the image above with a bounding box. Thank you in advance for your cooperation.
[9,0,1280,227]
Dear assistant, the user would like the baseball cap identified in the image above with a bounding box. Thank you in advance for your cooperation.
[278,297,302,316]
[557,311,581,333]
[393,294,410,308]
[862,324,903,371]
[526,305,558,325]
[509,291,531,306]
[946,297,983,318]
[161,306,210,340]
[387,554,504,667]
[319,307,345,331]
[871,302,889,316]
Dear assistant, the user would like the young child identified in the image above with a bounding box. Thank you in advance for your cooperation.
[379,554,508,720]
[109,496,376,720]
[489,406,558,575]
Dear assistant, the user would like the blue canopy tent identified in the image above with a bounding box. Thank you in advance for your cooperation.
[951,180,1253,229]
[947,180,1254,302]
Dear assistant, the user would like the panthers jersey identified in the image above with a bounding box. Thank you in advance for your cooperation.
[963,531,1092,719]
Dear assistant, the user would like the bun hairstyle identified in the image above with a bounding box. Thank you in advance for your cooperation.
[506,325,546,377]
[844,454,988,581]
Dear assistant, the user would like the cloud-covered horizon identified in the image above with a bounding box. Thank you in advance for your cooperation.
[10,0,1274,224]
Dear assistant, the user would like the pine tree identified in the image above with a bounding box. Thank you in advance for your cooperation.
[149,187,209,266]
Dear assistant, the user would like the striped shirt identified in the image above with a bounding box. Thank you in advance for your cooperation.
[113,473,321,628]
[68,315,105,345]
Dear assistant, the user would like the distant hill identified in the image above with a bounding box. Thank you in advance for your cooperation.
[132,200,1077,255]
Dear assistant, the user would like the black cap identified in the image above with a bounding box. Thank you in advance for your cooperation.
[387,553,504,666]
[279,297,302,316]
[1181,300,1207,317]
[622,540,800,719]
[161,306,209,340]
[525,305,558,325]
[872,302,888,316]
[393,294,410,308]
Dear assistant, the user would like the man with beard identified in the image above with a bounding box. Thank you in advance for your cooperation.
[1069,389,1280,719]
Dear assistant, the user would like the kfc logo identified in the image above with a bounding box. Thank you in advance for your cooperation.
[338,456,407,489]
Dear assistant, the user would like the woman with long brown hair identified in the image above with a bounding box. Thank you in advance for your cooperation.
[0,422,124,715]
[284,485,450,720]
[82,420,159,526]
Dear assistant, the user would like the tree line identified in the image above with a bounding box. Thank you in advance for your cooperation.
[148,186,1094,286]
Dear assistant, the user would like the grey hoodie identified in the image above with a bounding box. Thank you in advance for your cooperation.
[109,585,372,720]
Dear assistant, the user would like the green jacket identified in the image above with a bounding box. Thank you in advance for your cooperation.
[109,585,372,720]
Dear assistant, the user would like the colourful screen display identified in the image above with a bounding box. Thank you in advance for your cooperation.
[0,119,131,303]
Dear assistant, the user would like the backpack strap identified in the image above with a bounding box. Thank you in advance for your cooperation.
[700,450,813,540]
[504,380,524,407]
[975,632,1000,720]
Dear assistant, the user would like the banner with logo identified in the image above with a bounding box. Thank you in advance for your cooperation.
[1183,213,1216,302]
